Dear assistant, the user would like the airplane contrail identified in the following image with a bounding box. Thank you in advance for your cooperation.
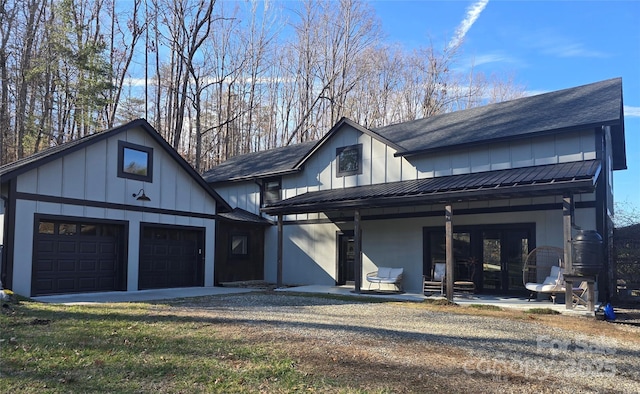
[448,0,490,50]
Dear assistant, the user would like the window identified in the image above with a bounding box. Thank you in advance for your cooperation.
[262,178,281,205]
[38,221,55,234]
[336,144,362,177]
[230,234,249,256]
[118,141,153,182]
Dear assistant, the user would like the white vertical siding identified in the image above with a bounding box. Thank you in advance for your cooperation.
[533,135,557,165]
[8,125,219,296]
[12,200,37,295]
[85,142,108,201]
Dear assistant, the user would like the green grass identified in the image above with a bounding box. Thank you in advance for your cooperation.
[524,307,561,315]
[0,300,345,393]
[467,304,502,311]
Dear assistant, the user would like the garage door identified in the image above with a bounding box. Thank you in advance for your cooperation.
[32,219,126,296]
[138,224,204,289]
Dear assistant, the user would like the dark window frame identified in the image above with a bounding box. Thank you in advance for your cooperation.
[336,144,363,177]
[117,140,153,182]
[262,177,282,206]
[230,233,249,257]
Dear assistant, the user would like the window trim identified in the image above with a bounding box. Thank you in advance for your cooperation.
[117,140,153,182]
[336,144,363,177]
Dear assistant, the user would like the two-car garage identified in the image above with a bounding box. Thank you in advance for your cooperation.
[31,217,206,296]
[1,119,226,297]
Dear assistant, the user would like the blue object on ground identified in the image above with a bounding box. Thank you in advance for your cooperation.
[603,303,616,321]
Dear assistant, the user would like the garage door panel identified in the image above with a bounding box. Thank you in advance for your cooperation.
[58,241,77,253]
[99,242,116,254]
[79,260,97,271]
[79,277,97,290]
[57,278,76,292]
[79,242,98,254]
[37,240,55,253]
[35,280,54,293]
[35,260,54,272]
[153,245,168,255]
[32,219,125,296]
[100,260,115,271]
[58,260,76,272]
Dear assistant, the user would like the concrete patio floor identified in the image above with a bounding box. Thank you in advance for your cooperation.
[276,284,598,316]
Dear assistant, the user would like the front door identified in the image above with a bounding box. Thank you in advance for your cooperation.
[337,232,355,285]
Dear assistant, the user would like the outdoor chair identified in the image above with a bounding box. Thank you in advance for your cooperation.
[525,264,565,303]
[366,267,404,292]
[423,262,446,295]
[523,246,565,303]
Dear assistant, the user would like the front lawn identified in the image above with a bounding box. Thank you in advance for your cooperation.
[1,301,321,393]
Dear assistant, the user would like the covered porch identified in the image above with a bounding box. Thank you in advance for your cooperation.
[262,160,604,311]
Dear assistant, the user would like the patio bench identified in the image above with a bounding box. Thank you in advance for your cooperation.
[366,267,403,292]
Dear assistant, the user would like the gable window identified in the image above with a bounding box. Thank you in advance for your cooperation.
[118,141,153,182]
[336,144,362,177]
[262,178,281,206]
[230,234,249,256]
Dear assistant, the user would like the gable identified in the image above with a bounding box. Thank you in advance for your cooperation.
[0,119,229,212]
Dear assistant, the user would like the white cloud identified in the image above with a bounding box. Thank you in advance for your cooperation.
[448,0,490,50]
[472,53,517,66]
[624,105,640,118]
[528,29,609,59]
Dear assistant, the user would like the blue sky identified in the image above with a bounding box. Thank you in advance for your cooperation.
[368,0,640,214]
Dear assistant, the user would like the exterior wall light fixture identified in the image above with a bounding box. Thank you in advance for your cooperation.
[133,189,151,201]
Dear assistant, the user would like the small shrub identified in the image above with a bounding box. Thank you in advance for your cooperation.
[423,298,457,306]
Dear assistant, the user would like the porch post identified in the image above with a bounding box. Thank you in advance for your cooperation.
[277,214,283,288]
[354,209,362,294]
[563,195,574,309]
[445,205,454,301]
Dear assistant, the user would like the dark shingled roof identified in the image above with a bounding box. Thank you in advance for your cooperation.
[204,78,625,183]
[373,78,623,158]
[262,160,601,215]
[0,132,104,179]
[218,208,272,225]
[202,140,317,183]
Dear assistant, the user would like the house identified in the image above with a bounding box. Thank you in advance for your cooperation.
[204,78,627,301]
[0,119,230,297]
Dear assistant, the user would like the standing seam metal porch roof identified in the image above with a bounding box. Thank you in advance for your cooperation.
[261,160,601,215]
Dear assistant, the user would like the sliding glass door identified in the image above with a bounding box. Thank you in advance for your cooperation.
[424,224,534,294]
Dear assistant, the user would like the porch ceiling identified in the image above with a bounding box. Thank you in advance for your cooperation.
[261,160,601,215]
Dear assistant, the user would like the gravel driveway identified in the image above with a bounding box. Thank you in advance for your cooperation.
[168,292,640,393]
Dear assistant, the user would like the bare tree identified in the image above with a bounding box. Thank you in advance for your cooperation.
[106,0,145,127]
[0,0,18,163]
[162,0,215,150]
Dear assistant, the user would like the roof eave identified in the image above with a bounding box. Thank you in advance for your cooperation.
[394,119,622,158]
[207,168,303,185]
[261,179,597,216]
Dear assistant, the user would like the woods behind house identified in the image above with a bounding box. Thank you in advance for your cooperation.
[0,0,524,172]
